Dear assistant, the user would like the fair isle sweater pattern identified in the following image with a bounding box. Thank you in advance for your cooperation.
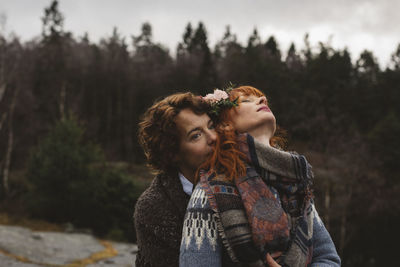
[180,184,341,267]
[181,186,219,252]
[180,135,341,267]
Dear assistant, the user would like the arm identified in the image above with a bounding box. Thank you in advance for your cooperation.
[180,184,222,267]
[135,220,181,267]
[311,205,341,267]
[134,194,183,267]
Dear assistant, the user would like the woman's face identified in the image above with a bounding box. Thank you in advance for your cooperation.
[228,94,276,134]
[174,108,217,182]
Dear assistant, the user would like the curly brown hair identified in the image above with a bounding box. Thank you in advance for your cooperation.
[138,92,209,174]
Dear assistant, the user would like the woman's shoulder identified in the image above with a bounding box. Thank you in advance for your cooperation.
[134,173,181,224]
[135,175,164,206]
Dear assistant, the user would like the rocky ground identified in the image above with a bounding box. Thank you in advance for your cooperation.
[0,225,137,266]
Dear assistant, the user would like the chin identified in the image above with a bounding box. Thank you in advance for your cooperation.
[262,115,276,125]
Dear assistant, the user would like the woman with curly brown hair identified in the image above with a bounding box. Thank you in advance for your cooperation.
[180,86,340,267]
[134,92,217,267]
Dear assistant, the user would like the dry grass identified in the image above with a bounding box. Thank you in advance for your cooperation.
[65,240,118,267]
[0,212,64,232]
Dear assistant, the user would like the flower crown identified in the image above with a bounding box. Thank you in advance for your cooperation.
[202,85,238,118]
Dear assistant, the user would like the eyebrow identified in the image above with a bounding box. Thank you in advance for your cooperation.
[187,127,201,137]
[240,94,252,98]
[240,95,267,101]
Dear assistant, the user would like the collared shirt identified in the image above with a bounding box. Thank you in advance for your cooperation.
[179,172,193,196]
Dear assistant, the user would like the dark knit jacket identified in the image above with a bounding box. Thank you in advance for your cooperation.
[134,172,190,267]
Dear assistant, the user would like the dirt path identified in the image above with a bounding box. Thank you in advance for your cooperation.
[0,225,137,266]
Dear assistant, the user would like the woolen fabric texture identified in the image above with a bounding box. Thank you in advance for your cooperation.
[237,134,315,266]
[134,172,190,267]
[180,184,340,267]
[180,135,341,267]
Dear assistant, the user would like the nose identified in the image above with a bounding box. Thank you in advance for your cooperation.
[206,128,217,144]
[258,96,267,104]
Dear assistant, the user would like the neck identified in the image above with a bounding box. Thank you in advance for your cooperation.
[252,135,271,146]
[247,125,273,146]
[179,169,195,184]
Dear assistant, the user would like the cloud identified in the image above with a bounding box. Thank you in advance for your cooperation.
[0,0,399,66]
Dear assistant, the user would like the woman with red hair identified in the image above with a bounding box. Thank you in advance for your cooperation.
[180,86,340,267]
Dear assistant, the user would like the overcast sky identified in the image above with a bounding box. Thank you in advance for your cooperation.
[1,0,399,67]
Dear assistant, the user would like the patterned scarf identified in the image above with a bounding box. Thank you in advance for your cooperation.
[200,134,314,267]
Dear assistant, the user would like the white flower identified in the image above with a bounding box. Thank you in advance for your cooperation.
[203,89,229,103]
[203,93,218,102]
[213,89,229,100]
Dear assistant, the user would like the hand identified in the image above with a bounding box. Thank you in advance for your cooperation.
[266,253,281,267]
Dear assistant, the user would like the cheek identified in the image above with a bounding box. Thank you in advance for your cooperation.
[192,143,209,157]
[229,110,245,130]
[181,141,208,158]
[183,142,211,169]
[232,113,253,132]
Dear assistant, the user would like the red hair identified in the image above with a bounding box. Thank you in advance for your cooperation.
[198,86,287,182]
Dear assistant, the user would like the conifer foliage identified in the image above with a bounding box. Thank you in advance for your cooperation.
[0,1,399,264]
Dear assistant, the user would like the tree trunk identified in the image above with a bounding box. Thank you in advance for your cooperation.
[324,182,331,231]
[106,88,113,151]
[339,186,352,256]
[125,88,133,161]
[2,87,19,196]
[339,207,346,256]
[0,111,7,132]
[59,81,66,121]
[0,84,5,102]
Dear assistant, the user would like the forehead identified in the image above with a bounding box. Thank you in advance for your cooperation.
[175,108,209,132]
[232,87,264,97]
[237,93,266,100]
[239,94,256,98]
[234,91,264,98]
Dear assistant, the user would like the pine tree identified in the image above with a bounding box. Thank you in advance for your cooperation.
[285,43,302,70]
[390,43,400,70]
[41,0,65,43]
[265,36,281,59]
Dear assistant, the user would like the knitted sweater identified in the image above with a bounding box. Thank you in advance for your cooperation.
[179,135,341,267]
[134,172,190,267]
[180,184,341,267]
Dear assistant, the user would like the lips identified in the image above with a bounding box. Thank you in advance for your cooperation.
[257,106,271,112]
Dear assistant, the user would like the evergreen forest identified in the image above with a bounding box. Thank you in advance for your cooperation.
[0,1,399,266]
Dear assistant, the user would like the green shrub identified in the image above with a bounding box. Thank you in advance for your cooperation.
[26,118,139,242]
[91,167,141,241]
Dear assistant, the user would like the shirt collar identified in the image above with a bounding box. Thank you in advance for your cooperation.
[179,172,193,196]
